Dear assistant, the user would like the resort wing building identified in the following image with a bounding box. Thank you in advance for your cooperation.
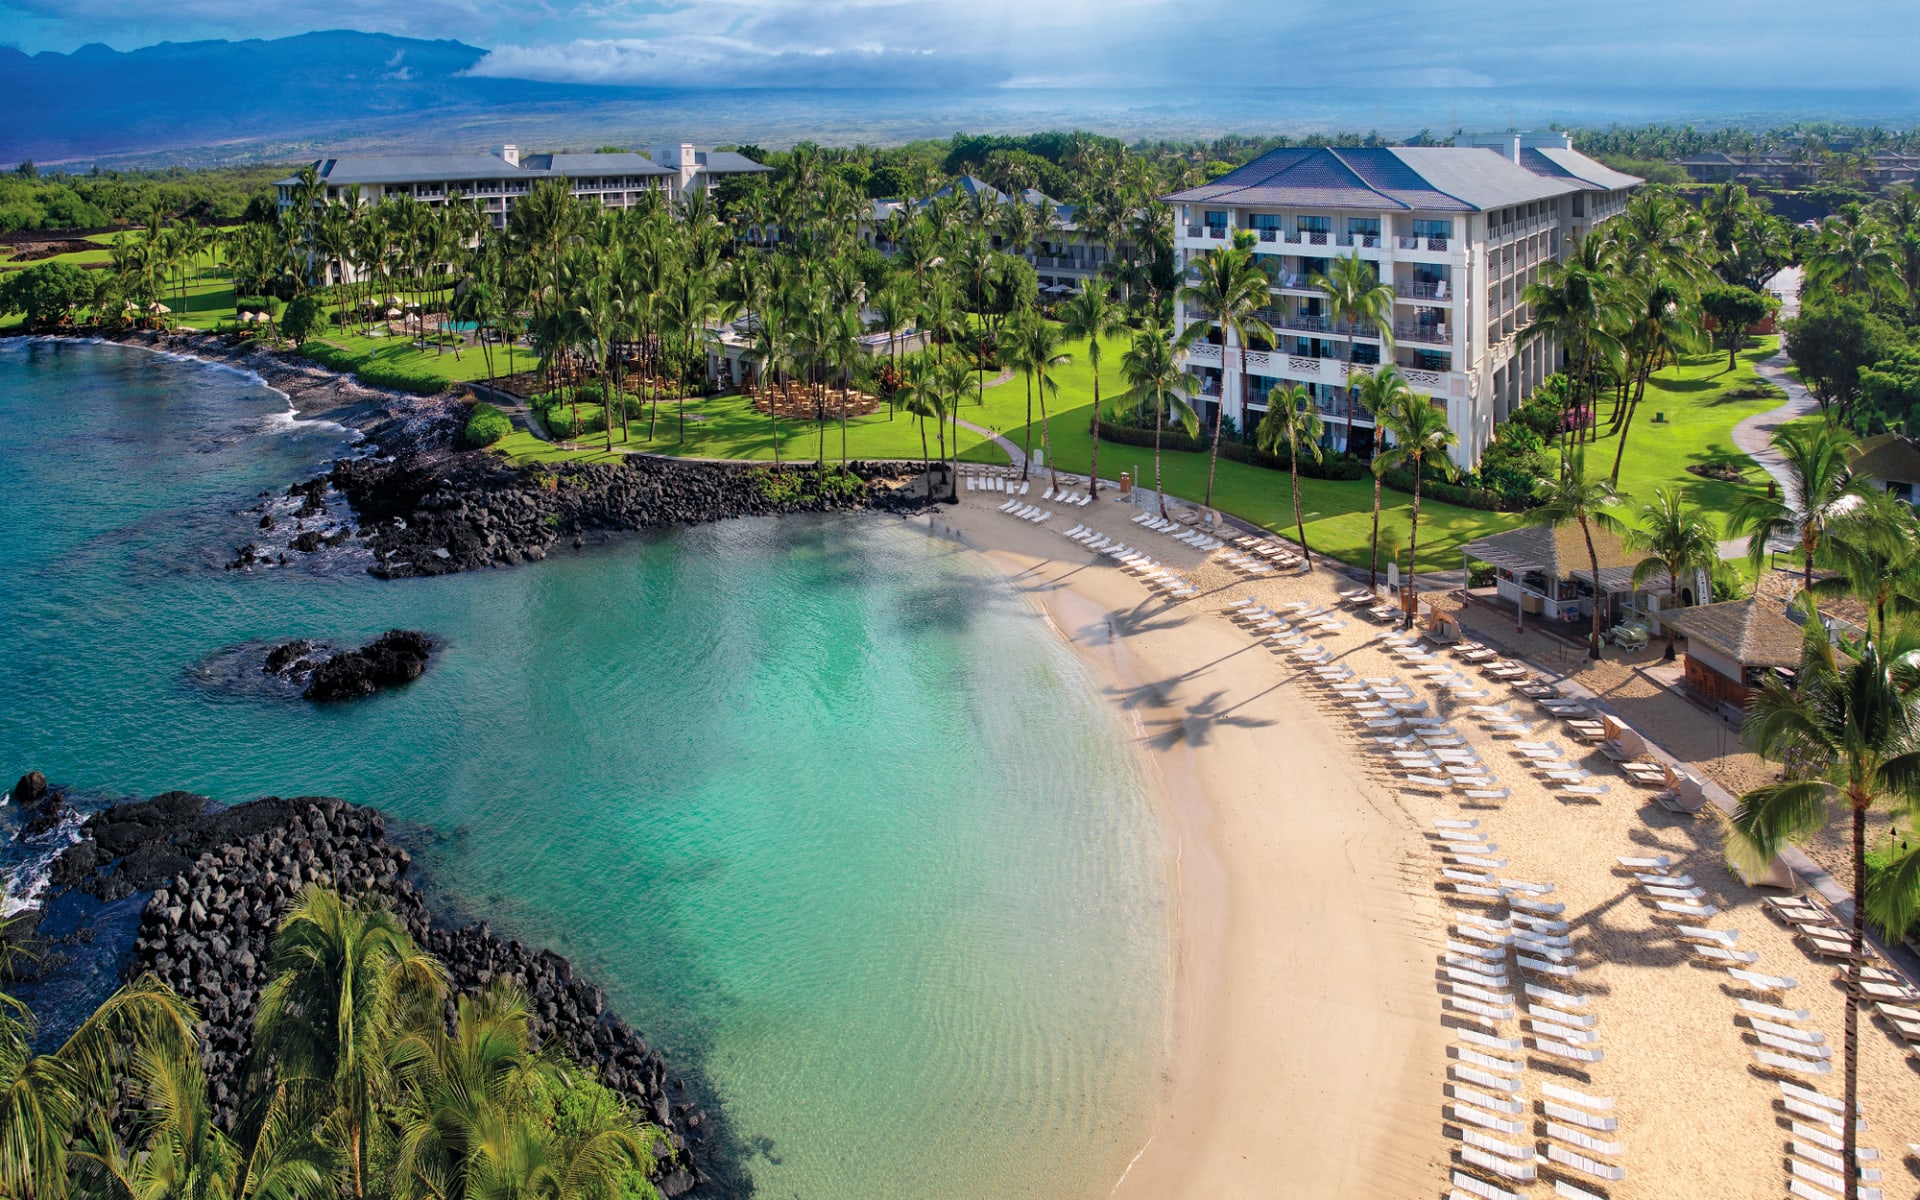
[274,142,769,229]
[1165,133,1637,467]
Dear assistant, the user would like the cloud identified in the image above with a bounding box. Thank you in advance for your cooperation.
[0,0,1912,92]
[467,36,997,89]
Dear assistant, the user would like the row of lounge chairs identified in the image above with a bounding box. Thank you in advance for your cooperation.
[1644,862,1897,1194]
[1064,524,1197,599]
[1430,819,1623,1195]
[996,499,1052,524]
[1228,534,1304,571]
[968,474,1029,495]
[1041,484,1093,506]
[1129,509,1225,551]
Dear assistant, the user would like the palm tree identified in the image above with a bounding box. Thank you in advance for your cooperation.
[1520,234,1626,457]
[1355,366,1416,591]
[1056,279,1127,499]
[1009,315,1071,491]
[253,886,448,1200]
[1120,320,1197,519]
[0,977,198,1200]
[1313,250,1397,457]
[1811,489,1920,641]
[1623,487,1718,659]
[1608,276,1703,486]
[1527,450,1623,660]
[1253,383,1324,569]
[1805,204,1907,306]
[1374,388,1459,628]
[1731,421,1865,593]
[1729,624,1920,1185]
[1177,230,1272,508]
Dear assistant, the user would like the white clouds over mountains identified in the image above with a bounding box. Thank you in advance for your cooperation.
[0,0,1912,92]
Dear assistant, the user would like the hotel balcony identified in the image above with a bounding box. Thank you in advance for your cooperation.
[1393,321,1452,347]
[1395,280,1452,301]
[1183,341,1464,402]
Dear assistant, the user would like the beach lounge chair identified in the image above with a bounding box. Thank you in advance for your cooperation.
[1654,900,1718,917]
[1730,967,1798,991]
[1677,924,1736,946]
[1545,1103,1617,1133]
[1758,1031,1832,1059]
[1518,955,1576,979]
[1458,1128,1533,1163]
[1527,1003,1596,1029]
[1767,895,1835,925]
[1459,1148,1535,1184]
[1545,1145,1624,1183]
[1434,818,1478,830]
[1757,1048,1832,1075]
[1451,1103,1527,1138]
[1754,1019,1825,1045]
[1743,998,1812,1023]
[1693,944,1761,965]
[1545,1122,1623,1158]
[1449,1063,1521,1093]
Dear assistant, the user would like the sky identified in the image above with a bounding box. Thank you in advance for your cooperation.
[0,0,1914,92]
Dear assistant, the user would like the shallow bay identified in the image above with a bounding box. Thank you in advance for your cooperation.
[0,339,1173,1199]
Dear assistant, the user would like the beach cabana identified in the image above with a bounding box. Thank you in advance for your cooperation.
[1661,598,1803,713]
[1849,433,1920,506]
[1460,522,1636,629]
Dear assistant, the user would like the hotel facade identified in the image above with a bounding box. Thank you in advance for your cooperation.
[1164,132,1637,468]
[274,142,769,230]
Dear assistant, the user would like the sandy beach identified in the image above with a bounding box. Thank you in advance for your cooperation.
[931,475,1920,1199]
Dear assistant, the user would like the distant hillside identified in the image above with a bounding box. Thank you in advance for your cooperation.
[0,31,605,166]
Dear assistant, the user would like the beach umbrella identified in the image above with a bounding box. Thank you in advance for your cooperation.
[149,302,171,314]
[386,295,404,306]
[386,307,403,319]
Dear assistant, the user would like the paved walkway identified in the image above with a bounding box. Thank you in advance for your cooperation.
[955,418,1026,469]
[1732,346,1820,497]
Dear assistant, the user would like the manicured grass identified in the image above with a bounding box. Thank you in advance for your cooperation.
[969,330,1526,571]
[306,328,516,388]
[1557,336,1783,536]
[495,390,1008,467]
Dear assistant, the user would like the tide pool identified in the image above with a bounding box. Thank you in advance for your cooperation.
[0,339,1173,1199]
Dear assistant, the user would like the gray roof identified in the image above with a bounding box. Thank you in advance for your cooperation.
[1461,521,1634,579]
[1521,148,1642,192]
[1389,147,1584,209]
[1166,146,1587,213]
[1850,433,1920,485]
[530,153,673,178]
[651,146,770,175]
[278,154,531,188]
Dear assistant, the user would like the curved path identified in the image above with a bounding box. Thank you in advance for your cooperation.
[954,417,1027,468]
[1731,346,1819,496]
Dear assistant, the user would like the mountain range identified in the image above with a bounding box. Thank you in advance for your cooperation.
[0,31,611,167]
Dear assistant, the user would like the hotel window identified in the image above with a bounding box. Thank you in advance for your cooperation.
[1251,214,1282,230]
[1296,215,1331,234]
[1204,210,1229,231]
[1413,219,1451,240]
[1347,217,1380,237]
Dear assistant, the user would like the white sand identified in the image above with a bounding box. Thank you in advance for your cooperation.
[931,478,1920,1199]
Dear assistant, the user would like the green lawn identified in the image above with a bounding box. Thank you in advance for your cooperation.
[496,389,1009,466]
[1558,336,1783,536]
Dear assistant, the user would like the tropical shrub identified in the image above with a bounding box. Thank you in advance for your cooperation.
[355,358,447,396]
[1091,415,1366,480]
[0,260,94,326]
[280,293,324,346]
[463,401,513,448]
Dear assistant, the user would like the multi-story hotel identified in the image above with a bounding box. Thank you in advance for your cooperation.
[1165,132,1637,468]
[274,142,769,229]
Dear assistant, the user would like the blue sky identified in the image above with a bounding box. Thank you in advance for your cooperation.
[0,0,1911,91]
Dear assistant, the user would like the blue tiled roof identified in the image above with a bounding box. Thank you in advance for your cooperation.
[1166,146,1593,212]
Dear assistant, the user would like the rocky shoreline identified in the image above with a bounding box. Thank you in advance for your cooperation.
[17,785,735,1197]
[329,452,931,578]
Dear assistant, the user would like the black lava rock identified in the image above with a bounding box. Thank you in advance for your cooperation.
[301,630,435,701]
[324,453,929,580]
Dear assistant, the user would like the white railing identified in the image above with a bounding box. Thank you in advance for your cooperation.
[1185,343,1224,365]
[1286,355,1324,376]
[1405,368,1444,390]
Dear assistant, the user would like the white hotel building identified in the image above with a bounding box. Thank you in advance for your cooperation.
[1165,132,1637,468]
[274,142,769,230]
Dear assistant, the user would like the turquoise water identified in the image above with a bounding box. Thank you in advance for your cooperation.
[0,339,1173,1199]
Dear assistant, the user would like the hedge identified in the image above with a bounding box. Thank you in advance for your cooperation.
[354,358,449,396]
[1092,418,1367,481]
[463,401,512,448]
[1377,465,1527,513]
